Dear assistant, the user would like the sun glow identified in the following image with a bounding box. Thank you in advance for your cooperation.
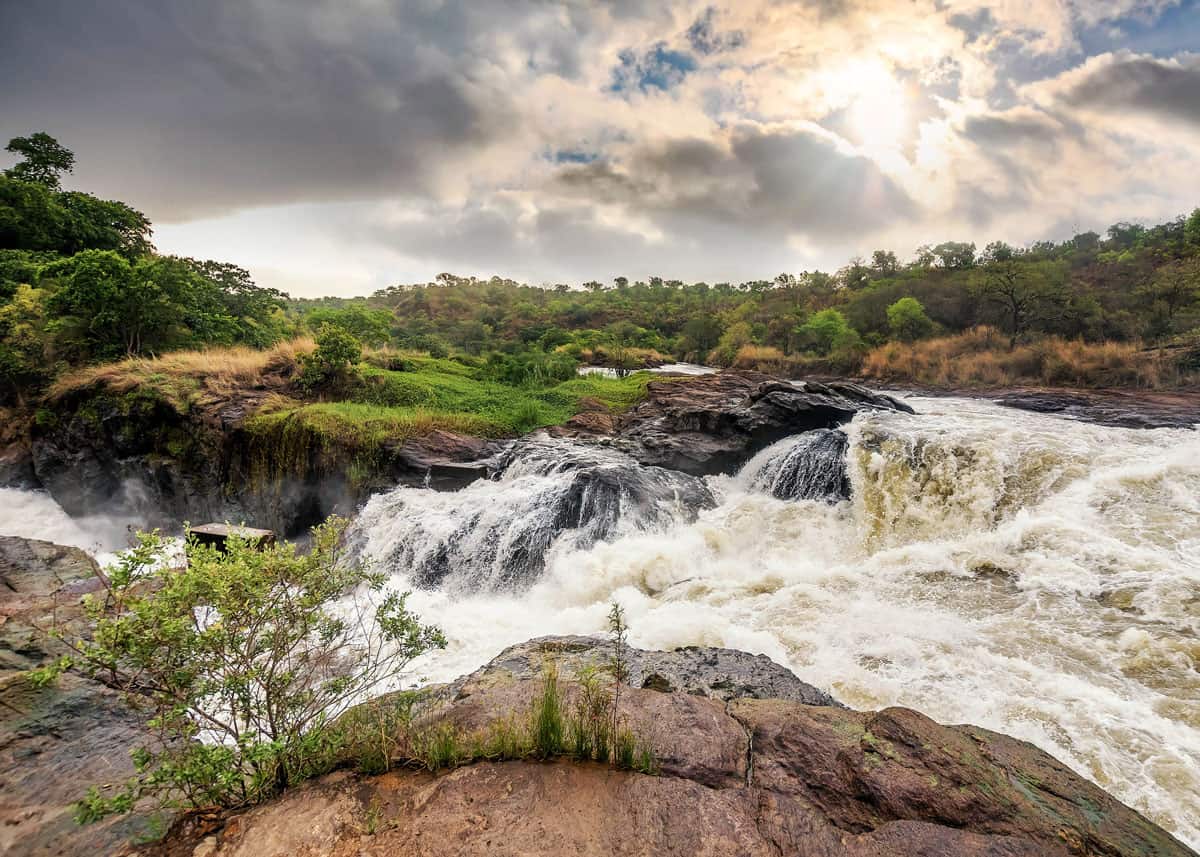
[848,86,909,148]
[827,61,911,151]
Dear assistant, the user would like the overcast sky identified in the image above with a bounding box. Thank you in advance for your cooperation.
[2,0,1198,297]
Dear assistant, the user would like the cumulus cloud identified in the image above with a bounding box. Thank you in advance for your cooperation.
[1,0,1196,290]
[1052,52,1200,125]
[554,124,914,236]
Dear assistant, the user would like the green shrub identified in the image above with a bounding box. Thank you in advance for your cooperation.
[299,325,363,391]
[40,516,444,819]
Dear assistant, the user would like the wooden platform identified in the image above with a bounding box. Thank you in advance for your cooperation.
[187,523,275,551]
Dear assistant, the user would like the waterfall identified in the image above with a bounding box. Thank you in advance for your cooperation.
[347,398,1199,847]
[349,436,714,592]
[736,429,850,501]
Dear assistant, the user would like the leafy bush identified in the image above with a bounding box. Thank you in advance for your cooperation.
[299,325,363,391]
[886,296,934,342]
[40,516,444,820]
[794,309,857,356]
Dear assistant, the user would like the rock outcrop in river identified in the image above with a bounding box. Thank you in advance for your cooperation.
[599,372,913,475]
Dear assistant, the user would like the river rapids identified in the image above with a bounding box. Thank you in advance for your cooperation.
[2,395,1197,845]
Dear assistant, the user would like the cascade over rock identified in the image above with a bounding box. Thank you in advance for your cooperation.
[738,428,851,501]
[350,437,714,590]
[17,370,909,539]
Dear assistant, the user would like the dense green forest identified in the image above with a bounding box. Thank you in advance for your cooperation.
[3,132,1199,408]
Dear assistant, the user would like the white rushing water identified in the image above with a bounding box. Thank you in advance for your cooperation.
[0,487,139,565]
[4,396,1198,844]
[351,396,1200,846]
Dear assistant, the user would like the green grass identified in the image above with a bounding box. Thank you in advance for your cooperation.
[334,660,657,777]
[241,362,656,480]
[250,365,652,448]
[534,373,654,413]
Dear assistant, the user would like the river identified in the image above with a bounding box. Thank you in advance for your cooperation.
[3,395,1198,845]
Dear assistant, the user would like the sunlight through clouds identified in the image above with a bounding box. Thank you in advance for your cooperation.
[2,0,1197,292]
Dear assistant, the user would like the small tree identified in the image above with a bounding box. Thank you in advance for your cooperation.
[974,259,1067,349]
[607,602,629,750]
[794,308,854,355]
[300,325,363,390]
[886,297,934,342]
[5,132,75,190]
[33,516,444,820]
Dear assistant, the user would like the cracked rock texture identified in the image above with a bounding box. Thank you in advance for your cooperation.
[147,636,1192,857]
[0,537,173,856]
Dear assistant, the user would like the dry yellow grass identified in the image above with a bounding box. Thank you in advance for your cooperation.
[578,346,669,366]
[860,327,1184,389]
[48,338,315,403]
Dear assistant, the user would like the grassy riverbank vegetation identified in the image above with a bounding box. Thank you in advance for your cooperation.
[4,131,1199,414]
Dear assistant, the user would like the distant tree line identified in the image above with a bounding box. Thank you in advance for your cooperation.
[3,131,1199,405]
[325,211,1200,369]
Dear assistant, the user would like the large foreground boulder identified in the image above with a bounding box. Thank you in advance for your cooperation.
[0,537,172,856]
[604,372,913,475]
[148,636,1192,857]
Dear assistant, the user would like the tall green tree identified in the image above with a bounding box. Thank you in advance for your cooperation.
[4,132,75,190]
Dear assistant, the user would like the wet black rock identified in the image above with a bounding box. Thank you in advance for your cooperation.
[608,372,913,476]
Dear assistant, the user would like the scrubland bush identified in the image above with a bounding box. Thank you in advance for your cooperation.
[860,326,1186,388]
[30,516,444,821]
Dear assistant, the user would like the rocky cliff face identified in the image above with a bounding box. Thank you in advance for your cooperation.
[154,636,1192,857]
[23,384,493,538]
[18,371,912,538]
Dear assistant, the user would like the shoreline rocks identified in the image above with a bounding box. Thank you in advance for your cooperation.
[147,634,1193,857]
[0,536,172,856]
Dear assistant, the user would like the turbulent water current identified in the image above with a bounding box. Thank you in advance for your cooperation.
[4,396,1198,844]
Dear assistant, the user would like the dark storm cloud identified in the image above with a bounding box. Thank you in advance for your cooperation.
[0,0,595,220]
[556,125,915,237]
[1058,54,1200,125]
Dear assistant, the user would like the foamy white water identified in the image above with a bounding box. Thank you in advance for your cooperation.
[0,487,139,564]
[354,397,1200,846]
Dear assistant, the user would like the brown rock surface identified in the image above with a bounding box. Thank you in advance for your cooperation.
[0,536,172,856]
[141,637,1192,857]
